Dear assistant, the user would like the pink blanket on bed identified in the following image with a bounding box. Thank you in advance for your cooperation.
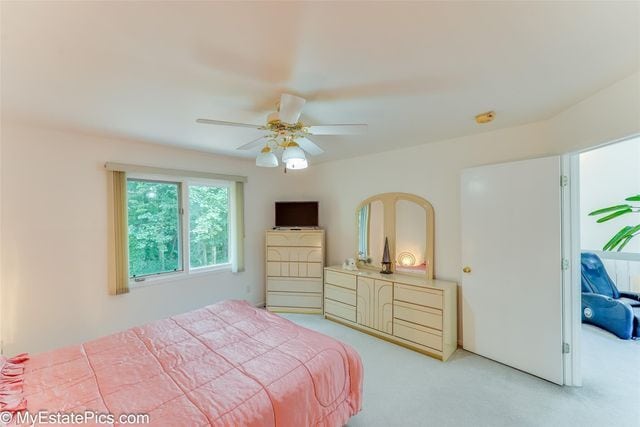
[2,300,363,426]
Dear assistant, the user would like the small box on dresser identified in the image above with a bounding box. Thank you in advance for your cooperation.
[265,229,325,313]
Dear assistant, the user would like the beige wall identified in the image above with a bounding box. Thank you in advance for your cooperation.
[546,73,640,154]
[297,73,640,275]
[0,122,301,355]
[1,73,638,355]
[289,122,553,281]
[286,73,640,342]
[284,122,555,342]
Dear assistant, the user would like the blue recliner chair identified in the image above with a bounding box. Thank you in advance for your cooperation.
[581,252,640,339]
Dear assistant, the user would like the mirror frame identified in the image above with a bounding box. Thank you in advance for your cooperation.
[355,192,435,279]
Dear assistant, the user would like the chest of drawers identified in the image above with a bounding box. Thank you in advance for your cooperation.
[265,230,325,313]
[323,266,457,361]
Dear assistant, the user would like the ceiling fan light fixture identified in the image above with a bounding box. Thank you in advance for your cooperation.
[285,157,308,170]
[281,142,306,163]
[255,146,279,167]
[196,92,368,171]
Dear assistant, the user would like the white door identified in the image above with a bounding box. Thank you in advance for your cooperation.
[461,156,564,385]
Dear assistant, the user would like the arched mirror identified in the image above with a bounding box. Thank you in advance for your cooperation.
[357,199,384,264]
[356,193,434,279]
[395,199,427,273]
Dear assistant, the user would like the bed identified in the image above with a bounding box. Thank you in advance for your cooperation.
[0,300,363,426]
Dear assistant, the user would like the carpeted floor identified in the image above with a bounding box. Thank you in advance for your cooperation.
[281,314,640,427]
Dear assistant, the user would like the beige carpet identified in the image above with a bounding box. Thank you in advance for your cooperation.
[281,314,640,427]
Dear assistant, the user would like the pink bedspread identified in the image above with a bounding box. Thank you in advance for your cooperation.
[2,300,363,426]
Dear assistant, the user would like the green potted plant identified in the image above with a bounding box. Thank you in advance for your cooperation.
[589,194,640,251]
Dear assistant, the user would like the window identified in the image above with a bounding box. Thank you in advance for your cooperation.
[126,176,232,281]
[127,179,182,277]
[189,184,229,268]
[107,162,245,294]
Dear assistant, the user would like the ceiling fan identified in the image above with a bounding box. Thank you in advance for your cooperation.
[196,93,367,170]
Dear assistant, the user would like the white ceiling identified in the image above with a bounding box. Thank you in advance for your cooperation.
[1,1,639,163]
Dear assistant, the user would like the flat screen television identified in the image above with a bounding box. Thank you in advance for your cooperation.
[275,201,319,227]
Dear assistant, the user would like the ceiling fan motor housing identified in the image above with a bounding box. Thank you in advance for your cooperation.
[267,111,280,124]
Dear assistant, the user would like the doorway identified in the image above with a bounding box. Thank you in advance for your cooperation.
[460,143,637,387]
[573,136,640,392]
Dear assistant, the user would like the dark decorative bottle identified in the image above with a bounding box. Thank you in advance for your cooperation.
[380,237,392,274]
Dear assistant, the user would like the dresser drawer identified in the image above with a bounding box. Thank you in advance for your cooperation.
[267,247,323,262]
[303,263,323,278]
[267,261,285,277]
[266,232,323,247]
[393,318,443,351]
[267,262,323,278]
[267,292,322,309]
[325,270,356,290]
[324,299,356,323]
[267,278,322,293]
[394,283,443,309]
[394,300,442,331]
[325,284,356,306]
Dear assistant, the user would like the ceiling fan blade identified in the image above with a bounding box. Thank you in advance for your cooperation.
[236,136,270,150]
[196,118,263,129]
[278,93,306,124]
[296,137,324,156]
[307,124,368,135]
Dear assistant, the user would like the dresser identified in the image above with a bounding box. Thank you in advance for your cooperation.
[265,229,325,313]
[324,266,457,361]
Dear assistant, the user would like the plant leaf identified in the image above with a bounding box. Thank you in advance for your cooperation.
[589,204,631,216]
[617,235,635,252]
[615,225,640,251]
[606,224,640,251]
[596,208,633,223]
[603,226,631,251]
[625,195,640,202]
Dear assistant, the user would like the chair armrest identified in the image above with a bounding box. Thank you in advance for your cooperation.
[619,291,640,302]
[582,293,634,339]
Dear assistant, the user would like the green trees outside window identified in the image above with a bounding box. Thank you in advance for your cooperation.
[127,179,230,278]
[127,180,180,277]
[189,185,229,267]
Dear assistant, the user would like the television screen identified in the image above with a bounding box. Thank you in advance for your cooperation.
[275,202,319,227]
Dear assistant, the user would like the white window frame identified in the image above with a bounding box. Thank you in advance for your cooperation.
[126,172,233,288]
[185,178,232,274]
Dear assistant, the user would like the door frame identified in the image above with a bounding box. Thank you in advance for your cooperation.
[561,132,640,386]
[561,153,581,386]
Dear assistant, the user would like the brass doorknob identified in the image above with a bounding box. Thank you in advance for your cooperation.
[463,266,471,273]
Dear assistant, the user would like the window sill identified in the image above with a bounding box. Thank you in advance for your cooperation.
[129,264,233,290]
[189,263,232,276]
